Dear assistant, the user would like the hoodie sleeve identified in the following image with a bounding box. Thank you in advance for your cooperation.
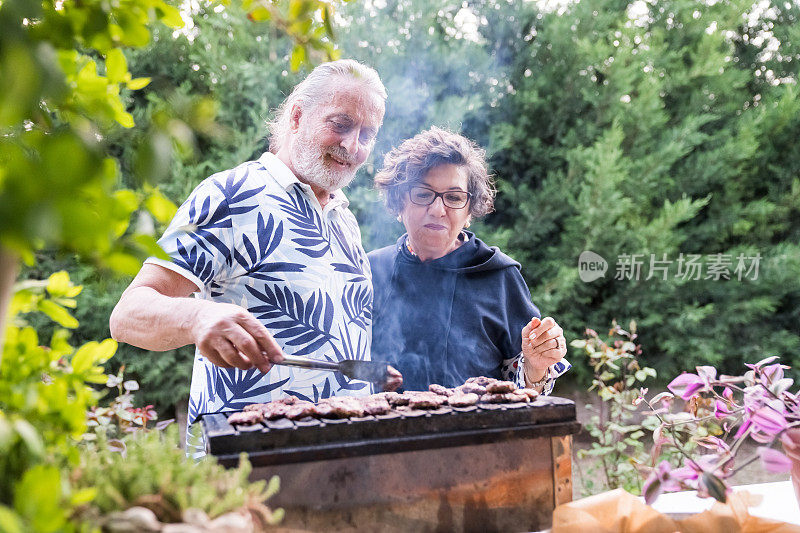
[497,266,571,394]
[503,265,540,357]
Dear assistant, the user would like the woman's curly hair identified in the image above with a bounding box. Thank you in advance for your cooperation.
[374,127,496,218]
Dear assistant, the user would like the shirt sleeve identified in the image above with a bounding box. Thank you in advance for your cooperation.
[145,179,234,291]
[502,353,572,395]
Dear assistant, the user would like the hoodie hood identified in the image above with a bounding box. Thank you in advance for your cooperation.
[395,230,520,274]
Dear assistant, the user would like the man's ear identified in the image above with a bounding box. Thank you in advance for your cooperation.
[289,103,303,133]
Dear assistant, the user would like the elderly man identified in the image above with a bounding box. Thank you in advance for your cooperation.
[110,59,387,456]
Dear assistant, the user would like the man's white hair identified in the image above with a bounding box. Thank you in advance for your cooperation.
[268,59,387,153]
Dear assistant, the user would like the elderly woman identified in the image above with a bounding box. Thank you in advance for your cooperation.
[369,127,570,394]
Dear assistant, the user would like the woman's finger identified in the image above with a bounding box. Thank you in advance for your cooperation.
[528,347,565,365]
[530,326,564,350]
[529,316,556,341]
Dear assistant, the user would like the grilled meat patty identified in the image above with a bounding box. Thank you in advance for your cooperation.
[231,374,539,423]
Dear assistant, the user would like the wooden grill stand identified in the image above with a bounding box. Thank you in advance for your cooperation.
[202,396,580,532]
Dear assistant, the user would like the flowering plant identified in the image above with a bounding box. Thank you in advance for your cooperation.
[640,356,798,504]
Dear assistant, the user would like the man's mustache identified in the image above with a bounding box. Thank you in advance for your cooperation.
[326,147,358,165]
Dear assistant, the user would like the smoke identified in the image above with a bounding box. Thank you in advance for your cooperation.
[332,0,516,252]
[330,0,526,387]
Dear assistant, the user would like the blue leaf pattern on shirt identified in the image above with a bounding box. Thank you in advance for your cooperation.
[185,191,233,265]
[214,168,266,215]
[174,238,215,285]
[211,367,290,412]
[342,283,372,330]
[284,390,313,403]
[156,154,374,438]
[232,212,306,282]
[330,220,368,282]
[332,324,369,391]
[246,284,337,356]
[269,184,331,258]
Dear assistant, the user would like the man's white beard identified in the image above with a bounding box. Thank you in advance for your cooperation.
[291,132,358,192]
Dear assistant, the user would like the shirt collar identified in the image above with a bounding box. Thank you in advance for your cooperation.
[258,152,349,211]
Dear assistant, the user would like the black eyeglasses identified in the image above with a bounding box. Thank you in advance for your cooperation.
[407,186,472,209]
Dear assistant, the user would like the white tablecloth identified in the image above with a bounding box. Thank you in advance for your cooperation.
[650,479,800,525]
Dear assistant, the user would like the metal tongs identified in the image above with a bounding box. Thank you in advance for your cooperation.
[277,354,397,388]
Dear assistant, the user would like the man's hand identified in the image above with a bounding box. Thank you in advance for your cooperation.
[192,302,285,374]
[521,316,567,383]
[110,263,285,373]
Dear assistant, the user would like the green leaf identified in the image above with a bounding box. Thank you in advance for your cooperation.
[144,188,178,224]
[322,5,334,37]
[95,338,118,364]
[114,108,135,128]
[248,6,272,21]
[13,465,65,532]
[72,339,117,373]
[266,475,280,498]
[12,420,45,459]
[158,4,185,29]
[127,77,151,90]
[71,343,97,374]
[85,373,111,384]
[37,300,79,328]
[105,49,128,83]
[46,271,70,297]
[290,45,306,71]
[133,234,170,260]
[69,488,97,506]
[50,329,73,358]
[105,252,142,275]
[0,505,24,533]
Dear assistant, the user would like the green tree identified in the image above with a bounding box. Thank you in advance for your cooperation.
[0,0,345,528]
[478,0,800,380]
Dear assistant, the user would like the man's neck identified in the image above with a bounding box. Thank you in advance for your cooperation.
[274,147,333,209]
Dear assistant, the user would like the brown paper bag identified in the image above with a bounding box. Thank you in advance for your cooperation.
[552,488,800,533]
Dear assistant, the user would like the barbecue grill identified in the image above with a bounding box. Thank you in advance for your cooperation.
[201,395,579,532]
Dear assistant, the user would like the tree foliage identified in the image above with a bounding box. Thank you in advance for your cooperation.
[474,0,800,380]
[15,0,800,409]
[339,0,800,382]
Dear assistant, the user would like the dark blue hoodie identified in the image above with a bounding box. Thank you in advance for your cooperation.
[368,231,540,391]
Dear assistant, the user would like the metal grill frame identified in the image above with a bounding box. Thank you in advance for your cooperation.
[201,396,579,467]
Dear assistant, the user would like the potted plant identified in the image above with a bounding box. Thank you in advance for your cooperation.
[639,356,799,506]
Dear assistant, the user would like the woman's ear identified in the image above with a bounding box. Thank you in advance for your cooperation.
[464,218,471,228]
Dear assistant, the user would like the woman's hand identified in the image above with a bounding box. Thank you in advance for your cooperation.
[521,316,567,385]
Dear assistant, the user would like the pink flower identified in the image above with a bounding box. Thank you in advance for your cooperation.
[714,400,731,419]
[697,436,730,452]
[750,407,788,435]
[642,460,682,505]
[733,420,753,440]
[696,366,717,383]
[668,372,705,400]
[761,363,785,384]
[758,447,792,473]
[698,471,729,503]
[746,356,780,371]
[723,387,734,402]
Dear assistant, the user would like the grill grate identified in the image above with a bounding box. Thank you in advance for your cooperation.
[201,396,579,467]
